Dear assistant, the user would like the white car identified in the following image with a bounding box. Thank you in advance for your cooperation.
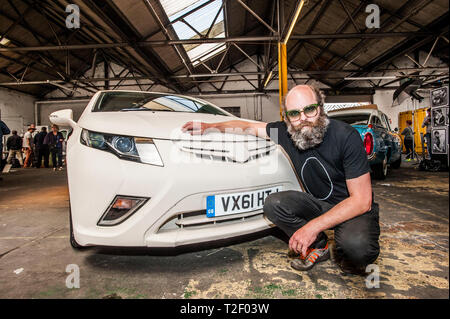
[50,90,302,251]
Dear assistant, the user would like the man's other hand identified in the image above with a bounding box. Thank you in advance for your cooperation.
[289,222,320,257]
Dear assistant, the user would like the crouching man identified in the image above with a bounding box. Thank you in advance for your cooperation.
[182,85,380,275]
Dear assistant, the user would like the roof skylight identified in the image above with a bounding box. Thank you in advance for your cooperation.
[160,0,226,67]
[0,37,11,46]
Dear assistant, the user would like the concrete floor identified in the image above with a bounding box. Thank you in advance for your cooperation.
[0,159,448,299]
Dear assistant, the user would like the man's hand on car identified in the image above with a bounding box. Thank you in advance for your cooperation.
[182,121,210,135]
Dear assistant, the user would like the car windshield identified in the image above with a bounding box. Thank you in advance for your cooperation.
[329,113,370,125]
[92,91,229,116]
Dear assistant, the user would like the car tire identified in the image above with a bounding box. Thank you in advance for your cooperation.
[390,157,401,169]
[372,155,388,180]
[69,207,86,250]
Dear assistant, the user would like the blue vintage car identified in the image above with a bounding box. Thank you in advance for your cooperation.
[328,106,402,180]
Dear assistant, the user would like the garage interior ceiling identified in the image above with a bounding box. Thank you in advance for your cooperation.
[0,0,448,98]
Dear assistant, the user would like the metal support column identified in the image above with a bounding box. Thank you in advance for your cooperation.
[278,42,288,120]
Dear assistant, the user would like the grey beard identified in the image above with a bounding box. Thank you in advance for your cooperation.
[286,115,330,150]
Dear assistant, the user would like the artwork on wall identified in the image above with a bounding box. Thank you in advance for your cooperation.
[430,86,449,108]
[431,107,447,127]
[446,107,449,126]
[431,128,447,155]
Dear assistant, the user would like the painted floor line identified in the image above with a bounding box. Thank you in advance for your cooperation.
[0,235,68,240]
[0,227,66,259]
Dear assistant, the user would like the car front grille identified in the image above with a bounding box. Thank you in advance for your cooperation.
[173,139,276,163]
[158,209,264,232]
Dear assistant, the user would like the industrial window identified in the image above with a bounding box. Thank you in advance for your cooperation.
[324,102,370,112]
[0,36,11,46]
[221,106,241,117]
[160,0,225,66]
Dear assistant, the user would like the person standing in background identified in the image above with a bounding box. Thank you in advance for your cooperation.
[6,130,24,167]
[0,119,11,177]
[44,124,64,171]
[401,120,414,161]
[34,127,49,168]
[22,126,35,168]
[422,108,432,159]
[0,119,10,157]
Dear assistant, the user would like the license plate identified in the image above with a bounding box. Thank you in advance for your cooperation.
[206,186,283,218]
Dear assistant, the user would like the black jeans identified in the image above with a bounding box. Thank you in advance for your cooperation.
[264,191,380,268]
[36,146,49,168]
[404,139,413,158]
[50,147,63,168]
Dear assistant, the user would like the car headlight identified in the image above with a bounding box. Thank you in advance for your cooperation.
[80,129,163,166]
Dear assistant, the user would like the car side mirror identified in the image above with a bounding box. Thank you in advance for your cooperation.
[49,109,77,129]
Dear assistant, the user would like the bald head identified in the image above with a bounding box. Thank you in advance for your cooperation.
[284,85,330,150]
[284,85,325,126]
[285,85,319,110]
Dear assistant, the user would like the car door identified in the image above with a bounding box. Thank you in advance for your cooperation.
[370,115,388,158]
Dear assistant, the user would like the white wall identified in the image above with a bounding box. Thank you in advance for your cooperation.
[373,50,444,129]
[374,90,431,130]
[38,101,89,126]
[44,61,170,100]
[0,87,36,135]
[41,61,175,126]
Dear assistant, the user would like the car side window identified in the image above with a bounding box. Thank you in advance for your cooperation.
[378,115,386,129]
[371,116,385,128]
[370,116,379,126]
[382,114,391,131]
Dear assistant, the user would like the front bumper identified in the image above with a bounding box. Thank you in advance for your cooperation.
[67,130,301,248]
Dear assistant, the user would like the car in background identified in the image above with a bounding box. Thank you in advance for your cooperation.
[328,105,402,180]
[49,90,302,251]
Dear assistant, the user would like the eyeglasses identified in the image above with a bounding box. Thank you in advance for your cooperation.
[285,103,319,119]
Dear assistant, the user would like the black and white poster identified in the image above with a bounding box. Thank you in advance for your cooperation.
[431,107,447,127]
[432,128,447,155]
[430,86,449,108]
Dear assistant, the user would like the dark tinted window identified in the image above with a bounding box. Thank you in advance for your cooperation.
[329,114,370,125]
[92,91,229,115]
[382,114,391,130]
[371,116,385,128]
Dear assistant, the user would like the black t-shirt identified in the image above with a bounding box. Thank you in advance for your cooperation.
[266,119,370,205]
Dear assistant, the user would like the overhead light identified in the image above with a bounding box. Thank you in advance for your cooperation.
[344,76,397,81]
[264,71,273,88]
[0,37,11,46]
[283,0,305,45]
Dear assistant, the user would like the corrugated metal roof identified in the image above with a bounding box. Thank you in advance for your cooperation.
[0,0,447,96]
[159,0,200,18]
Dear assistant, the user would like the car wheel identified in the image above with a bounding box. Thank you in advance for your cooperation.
[391,157,401,169]
[69,207,86,250]
[373,156,388,180]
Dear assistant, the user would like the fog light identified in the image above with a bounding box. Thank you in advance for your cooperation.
[97,195,149,226]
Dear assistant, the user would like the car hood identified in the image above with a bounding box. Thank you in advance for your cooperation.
[77,111,263,141]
